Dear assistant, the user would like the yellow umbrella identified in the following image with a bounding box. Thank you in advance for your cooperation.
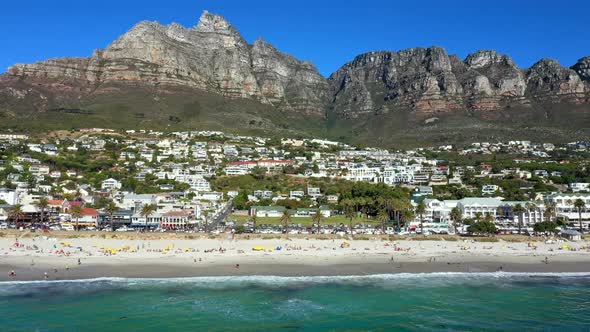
[252,246,266,251]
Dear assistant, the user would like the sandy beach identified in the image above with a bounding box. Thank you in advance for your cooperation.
[1,233,590,281]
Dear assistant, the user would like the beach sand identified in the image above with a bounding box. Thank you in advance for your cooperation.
[1,234,589,281]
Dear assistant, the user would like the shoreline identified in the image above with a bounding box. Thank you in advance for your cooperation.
[2,235,590,281]
[2,255,590,281]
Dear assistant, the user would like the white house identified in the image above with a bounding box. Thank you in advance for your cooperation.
[570,183,590,193]
[482,185,500,195]
[250,206,286,218]
[0,188,18,205]
[101,178,122,191]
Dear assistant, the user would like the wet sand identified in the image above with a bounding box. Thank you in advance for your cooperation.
[2,254,590,281]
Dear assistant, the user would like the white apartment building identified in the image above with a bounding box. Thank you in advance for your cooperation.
[457,198,503,219]
[121,194,158,211]
[224,165,249,176]
[381,166,414,185]
[345,165,379,182]
[546,193,590,227]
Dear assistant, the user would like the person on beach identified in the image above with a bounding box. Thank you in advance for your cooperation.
[78,258,81,265]
[44,272,49,280]
[9,270,16,277]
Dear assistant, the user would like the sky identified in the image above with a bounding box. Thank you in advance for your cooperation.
[1,0,589,77]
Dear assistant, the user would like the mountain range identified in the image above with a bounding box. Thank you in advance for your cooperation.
[1,11,589,147]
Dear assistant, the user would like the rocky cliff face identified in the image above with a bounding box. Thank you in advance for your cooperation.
[1,11,589,127]
[329,48,589,117]
[3,11,328,115]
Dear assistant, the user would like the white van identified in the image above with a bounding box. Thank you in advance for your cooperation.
[62,225,74,231]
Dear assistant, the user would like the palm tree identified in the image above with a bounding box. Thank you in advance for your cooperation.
[70,205,83,231]
[345,205,356,234]
[416,201,426,234]
[400,209,414,229]
[251,214,257,233]
[377,209,389,233]
[9,204,24,228]
[574,199,586,231]
[474,212,483,223]
[140,204,157,232]
[312,210,324,234]
[544,201,556,223]
[280,210,291,234]
[202,210,209,233]
[512,204,526,234]
[105,201,119,231]
[450,207,462,234]
[525,202,537,227]
[35,197,49,226]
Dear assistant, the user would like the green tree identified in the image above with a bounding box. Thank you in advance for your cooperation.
[533,221,558,234]
[574,199,586,231]
[70,205,83,231]
[450,207,462,234]
[544,201,556,223]
[35,197,49,225]
[416,201,426,234]
[140,204,157,231]
[105,201,119,231]
[312,210,324,234]
[468,220,497,236]
[9,204,24,227]
[251,166,266,180]
[377,209,389,233]
[202,210,209,233]
[512,204,526,235]
[250,214,257,233]
[345,205,356,234]
[280,210,292,234]
[232,191,249,210]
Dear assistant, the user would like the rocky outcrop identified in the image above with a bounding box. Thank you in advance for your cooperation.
[329,48,588,117]
[4,11,328,115]
[329,47,464,117]
[572,57,590,88]
[525,59,586,104]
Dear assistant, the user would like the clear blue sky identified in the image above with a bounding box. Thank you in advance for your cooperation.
[1,0,589,77]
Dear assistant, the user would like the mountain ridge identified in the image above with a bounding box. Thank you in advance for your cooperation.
[1,11,589,146]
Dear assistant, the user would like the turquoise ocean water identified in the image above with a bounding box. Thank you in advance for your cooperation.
[1,273,589,331]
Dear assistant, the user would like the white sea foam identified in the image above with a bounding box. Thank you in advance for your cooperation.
[1,272,589,287]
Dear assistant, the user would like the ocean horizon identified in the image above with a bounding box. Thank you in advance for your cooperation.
[1,272,589,331]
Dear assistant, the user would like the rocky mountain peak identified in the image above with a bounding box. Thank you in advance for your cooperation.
[195,10,238,35]
[526,58,586,100]
[1,11,329,116]
[572,57,590,82]
[465,50,516,69]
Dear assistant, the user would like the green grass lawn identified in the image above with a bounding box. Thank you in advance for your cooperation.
[230,215,380,226]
